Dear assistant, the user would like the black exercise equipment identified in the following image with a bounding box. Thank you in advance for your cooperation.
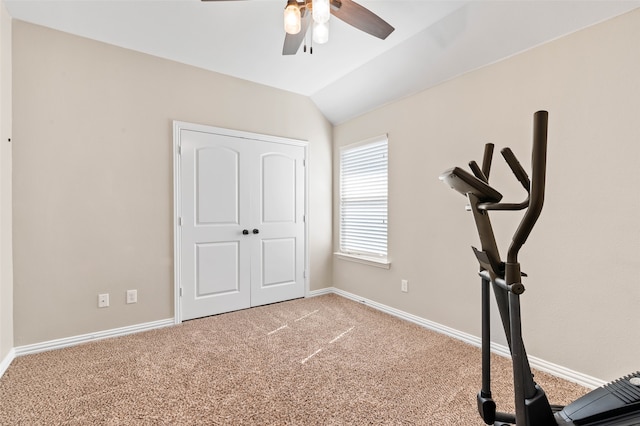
[439,110,640,425]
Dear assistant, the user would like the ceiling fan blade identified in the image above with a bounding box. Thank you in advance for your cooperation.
[282,13,312,55]
[330,0,394,40]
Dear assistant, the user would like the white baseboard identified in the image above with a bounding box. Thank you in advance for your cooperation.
[14,318,174,357]
[306,287,334,297]
[0,347,16,378]
[308,287,605,390]
[526,353,606,390]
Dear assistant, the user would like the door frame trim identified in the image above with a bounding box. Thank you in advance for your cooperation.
[172,121,309,324]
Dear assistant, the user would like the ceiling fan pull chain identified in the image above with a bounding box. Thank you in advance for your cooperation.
[303,26,308,53]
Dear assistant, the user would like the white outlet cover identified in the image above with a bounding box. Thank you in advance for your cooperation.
[126,289,137,304]
[98,293,109,308]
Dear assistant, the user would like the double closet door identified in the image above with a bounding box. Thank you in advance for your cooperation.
[176,124,306,321]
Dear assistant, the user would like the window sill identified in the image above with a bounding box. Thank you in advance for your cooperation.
[334,252,391,269]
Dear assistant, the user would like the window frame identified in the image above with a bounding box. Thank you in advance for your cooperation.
[336,135,390,268]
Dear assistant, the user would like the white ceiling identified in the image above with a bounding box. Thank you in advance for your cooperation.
[4,0,640,124]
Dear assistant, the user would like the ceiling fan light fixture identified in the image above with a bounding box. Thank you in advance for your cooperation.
[312,0,330,24]
[313,20,329,44]
[284,0,302,35]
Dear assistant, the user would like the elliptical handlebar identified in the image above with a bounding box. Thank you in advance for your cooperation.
[439,110,549,264]
[501,147,531,191]
[507,110,548,263]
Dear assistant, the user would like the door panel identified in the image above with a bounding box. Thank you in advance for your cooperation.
[196,147,239,225]
[196,242,239,296]
[180,130,251,320]
[178,125,306,321]
[262,154,295,223]
[261,238,296,286]
[250,143,305,307]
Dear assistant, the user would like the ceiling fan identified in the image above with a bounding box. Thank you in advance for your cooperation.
[202,0,395,55]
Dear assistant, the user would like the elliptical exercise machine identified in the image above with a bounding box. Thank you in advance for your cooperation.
[439,111,640,425]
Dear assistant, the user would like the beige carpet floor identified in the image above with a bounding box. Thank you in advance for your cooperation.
[0,294,588,425]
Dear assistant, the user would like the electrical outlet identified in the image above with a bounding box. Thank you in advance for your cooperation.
[126,289,137,304]
[98,293,109,308]
[401,279,408,293]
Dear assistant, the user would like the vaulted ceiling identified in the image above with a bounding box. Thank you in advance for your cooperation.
[5,0,639,124]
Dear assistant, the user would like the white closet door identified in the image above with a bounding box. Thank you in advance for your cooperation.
[179,130,252,320]
[177,126,306,321]
[250,142,306,307]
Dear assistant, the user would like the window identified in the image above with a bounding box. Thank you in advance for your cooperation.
[339,135,388,264]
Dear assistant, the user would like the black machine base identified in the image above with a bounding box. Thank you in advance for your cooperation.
[555,372,640,425]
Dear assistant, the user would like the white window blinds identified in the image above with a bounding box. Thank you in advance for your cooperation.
[339,136,388,257]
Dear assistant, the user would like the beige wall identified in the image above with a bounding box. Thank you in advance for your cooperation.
[8,7,639,384]
[333,8,640,381]
[0,2,13,361]
[12,21,333,346]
